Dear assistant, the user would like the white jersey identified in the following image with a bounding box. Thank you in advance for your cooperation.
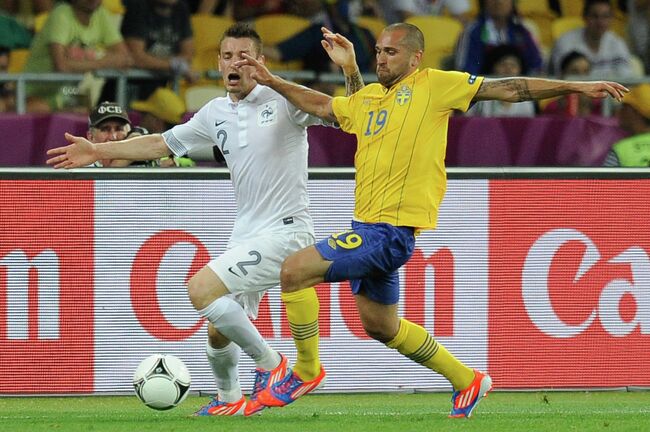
[163,84,323,243]
[549,29,634,77]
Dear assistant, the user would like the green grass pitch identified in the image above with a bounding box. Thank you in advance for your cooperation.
[1,391,649,432]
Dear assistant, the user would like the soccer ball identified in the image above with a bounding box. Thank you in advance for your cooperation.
[133,354,191,410]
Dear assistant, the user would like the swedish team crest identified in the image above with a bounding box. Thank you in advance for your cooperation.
[396,85,412,106]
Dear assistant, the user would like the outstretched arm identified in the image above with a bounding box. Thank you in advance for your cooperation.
[320,27,364,95]
[474,77,628,102]
[46,133,170,169]
[238,53,337,123]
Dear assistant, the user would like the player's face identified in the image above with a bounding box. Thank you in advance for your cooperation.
[88,120,130,143]
[563,57,591,77]
[219,37,262,101]
[375,30,420,88]
[584,3,612,39]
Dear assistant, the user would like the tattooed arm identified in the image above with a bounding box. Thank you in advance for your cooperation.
[321,26,365,95]
[474,77,628,103]
[343,66,365,96]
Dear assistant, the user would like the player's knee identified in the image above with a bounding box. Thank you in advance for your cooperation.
[187,273,212,310]
[280,255,302,292]
[359,315,398,343]
[363,325,393,343]
[207,325,229,349]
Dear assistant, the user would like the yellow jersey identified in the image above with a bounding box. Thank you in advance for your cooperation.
[332,68,483,230]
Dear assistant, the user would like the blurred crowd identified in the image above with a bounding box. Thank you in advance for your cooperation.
[1,0,650,166]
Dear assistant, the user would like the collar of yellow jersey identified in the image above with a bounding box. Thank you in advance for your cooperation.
[384,68,421,93]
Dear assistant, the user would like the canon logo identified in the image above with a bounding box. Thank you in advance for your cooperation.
[522,228,650,338]
[0,249,60,340]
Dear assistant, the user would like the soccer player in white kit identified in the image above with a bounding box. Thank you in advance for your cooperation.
[46,23,364,416]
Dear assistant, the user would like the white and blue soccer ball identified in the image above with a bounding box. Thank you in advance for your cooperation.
[133,354,191,411]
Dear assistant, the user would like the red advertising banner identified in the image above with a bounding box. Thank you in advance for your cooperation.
[0,181,94,392]
[2,176,648,394]
[489,180,650,388]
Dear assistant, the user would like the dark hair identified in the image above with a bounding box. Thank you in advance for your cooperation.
[583,0,611,16]
[481,44,527,75]
[478,0,519,17]
[220,23,263,55]
[384,23,424,52]
[559,50,590,74]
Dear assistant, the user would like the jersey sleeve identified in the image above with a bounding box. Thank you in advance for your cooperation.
[331,95,356,133]
[284,99,326,128]
[162,104,214,156]
[430,69,484,113]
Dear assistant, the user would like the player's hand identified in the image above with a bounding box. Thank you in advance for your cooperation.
[579,81,629,101]
[321,27,357,71]
[237,53,275,86]
[46,133,98,169]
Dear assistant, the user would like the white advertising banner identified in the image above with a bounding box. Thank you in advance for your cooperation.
[93,179,489,394]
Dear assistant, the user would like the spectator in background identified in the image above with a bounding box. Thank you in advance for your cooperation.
[263,0,375,74]
[23,0,133,112]
[233,0,286,21]
[1,0,53,28]
[549,0,634,77]
[87,100,133,167]
[603,84,650,166]
[89,100,174,167]
[87,100,131,144]
[121,0,197,100]
[542,51,603,116]
[0,9,33,49]
[465,44,536,117]
[376,0,472,24]
[1,0,52,14]
[455,0,542,75]
[131,87,195,167]
[0,46,16,112]
[626,0,650,73]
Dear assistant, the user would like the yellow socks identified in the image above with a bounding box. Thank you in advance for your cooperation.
[386,318,474,390]
[282,288,321,381]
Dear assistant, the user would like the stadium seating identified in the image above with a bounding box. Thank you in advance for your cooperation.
[559,0,584,16]
[190,14,234,72]
[517,0,558,50]
[102,0,125,15]
[355,16,386,39]
[551,16,584,42]
[8,48,30,73]
[253,14,311,71]
[33,11,48,33]
[184,84,226,112]
[404,16,463,70]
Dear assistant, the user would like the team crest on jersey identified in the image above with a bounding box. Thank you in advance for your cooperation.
[396,85,412,106]
[257,100,278,127]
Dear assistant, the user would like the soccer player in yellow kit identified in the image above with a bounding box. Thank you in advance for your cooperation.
[238,23,628,417]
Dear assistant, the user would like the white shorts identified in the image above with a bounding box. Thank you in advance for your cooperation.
[209,231,314,319]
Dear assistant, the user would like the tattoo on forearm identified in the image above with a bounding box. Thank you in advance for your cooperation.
[478,78,533,101]
[345,70,365,96]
